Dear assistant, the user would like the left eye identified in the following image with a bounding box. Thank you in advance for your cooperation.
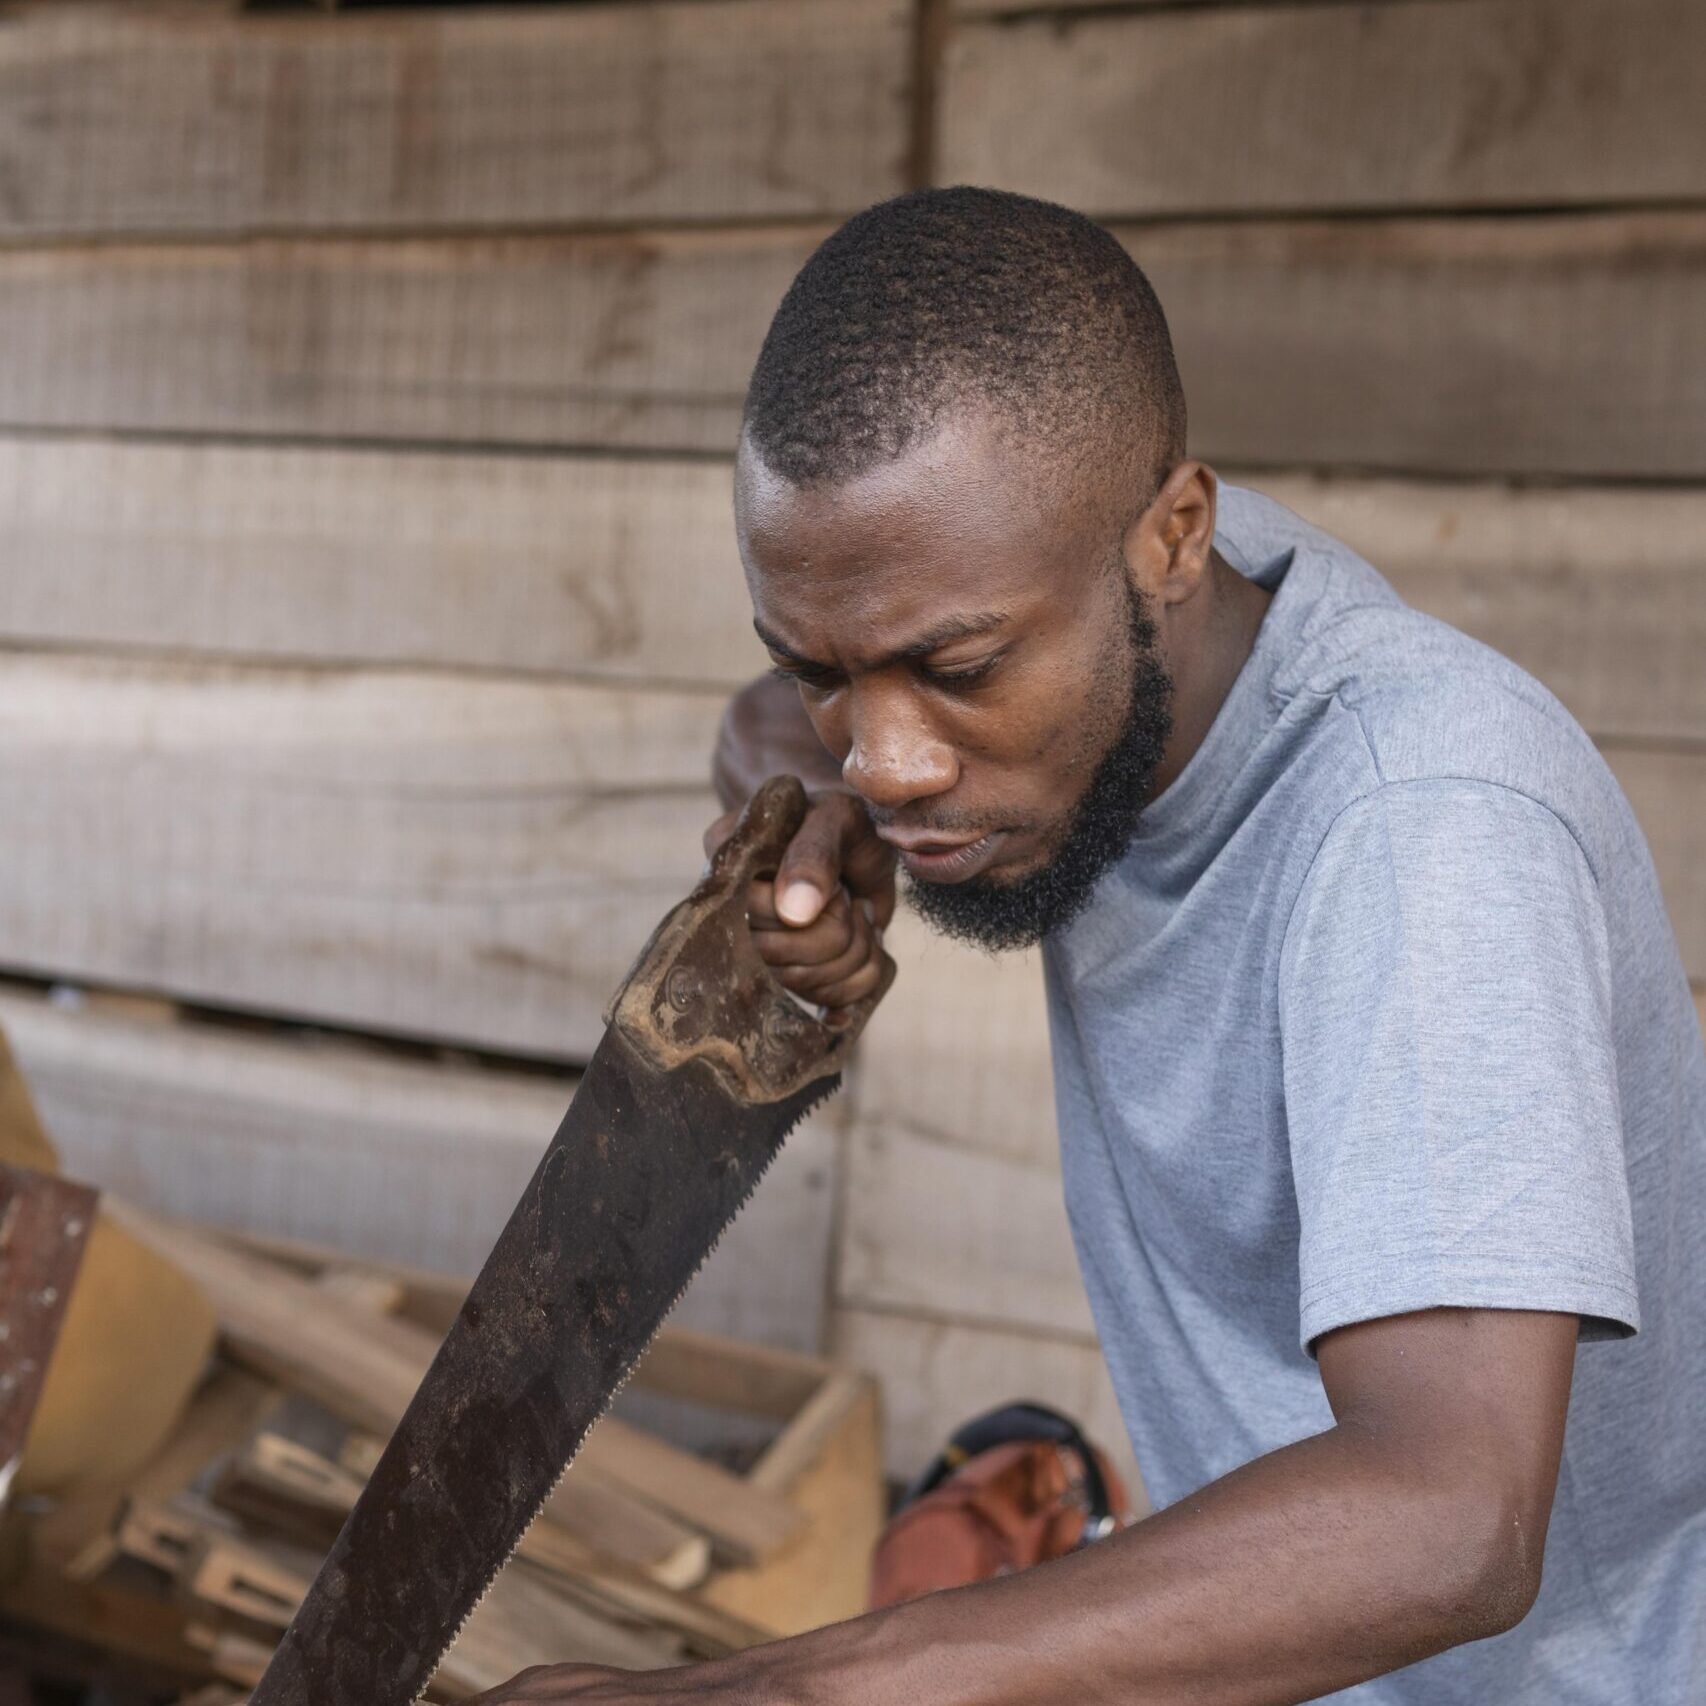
[924,657,1001,688]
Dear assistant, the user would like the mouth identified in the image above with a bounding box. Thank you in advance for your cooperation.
[878,829,1007,884]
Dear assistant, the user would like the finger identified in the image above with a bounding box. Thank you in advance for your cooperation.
[840,823,899,921]
[745,879,851,933]
[701,810,739,862]
[751,913,858,969]
[760,914,866,982]
[773,796,867,927]
[814,953,890,1013]
[771,923,875,997]
[766,903,874,994]
[744,878,783,930]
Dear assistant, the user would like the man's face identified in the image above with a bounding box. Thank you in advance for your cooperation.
[736,411,1174,949]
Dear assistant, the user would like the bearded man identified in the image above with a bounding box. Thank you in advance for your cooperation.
[476,189,1705,1705]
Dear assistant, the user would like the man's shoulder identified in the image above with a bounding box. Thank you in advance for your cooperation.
[1231,486,1621,848]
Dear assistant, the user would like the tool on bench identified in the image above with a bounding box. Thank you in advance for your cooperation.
[249,775,894,1706]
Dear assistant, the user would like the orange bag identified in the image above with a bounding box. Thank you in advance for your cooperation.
[868,1402,1133,1609]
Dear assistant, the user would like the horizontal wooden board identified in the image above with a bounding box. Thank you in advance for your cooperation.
[0,652,726,1059]
[0,987,839,1351]
[1610,744,1706,993]
[1130,212,1706,479]
[4,213,1702,475]
[0,0,909,236]
[1250,475,1706,744]
[829,1306,1143,1501]
[848,912,1055,1167]
[0,437,764,687]
[941,0,1706,216]
[841,1119,1092,1337]
[0,227,816,454]
[1,444,1700,735]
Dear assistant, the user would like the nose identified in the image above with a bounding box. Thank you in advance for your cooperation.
[839,684,958,811]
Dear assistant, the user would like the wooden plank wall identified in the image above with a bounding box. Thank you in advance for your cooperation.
[0,0,1700,1487]
[0,0,913,1369]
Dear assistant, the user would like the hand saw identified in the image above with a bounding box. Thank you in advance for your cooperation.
[248,775,893,1705]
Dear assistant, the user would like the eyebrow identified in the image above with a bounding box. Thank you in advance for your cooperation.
[754,610,1010,672]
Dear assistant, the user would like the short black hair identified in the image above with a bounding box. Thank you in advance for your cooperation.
[742,186,1186,501]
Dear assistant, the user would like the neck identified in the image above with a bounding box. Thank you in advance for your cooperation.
[1148,548,1272,799]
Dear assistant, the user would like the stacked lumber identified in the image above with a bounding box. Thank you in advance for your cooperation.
[0,1219,884,1701]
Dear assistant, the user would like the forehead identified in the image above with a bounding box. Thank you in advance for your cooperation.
[735,412,1099,652]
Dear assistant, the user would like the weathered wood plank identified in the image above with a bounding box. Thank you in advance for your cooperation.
[0,652,724,1059]
[4,214,1702,475]
[0,0,909,236]
[849,912,1055,1168]
[941,0,1706,217]
[109,1202,711,1585]
[0,227,816,453]
[1608,744,1706,993]
[1127,213,1706,479]
[829,1306,1143,1501]
[841,1119,1092,1337]
[1,443,1701,734]
[1250,475,1706,744]
[0,437,763,687]
[0,987,839,1352]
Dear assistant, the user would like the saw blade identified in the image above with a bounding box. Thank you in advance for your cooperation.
[247,777,893,1706]
[250,1028,829,1706]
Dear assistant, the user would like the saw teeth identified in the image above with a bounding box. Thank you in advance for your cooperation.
[404,1079,837,1702]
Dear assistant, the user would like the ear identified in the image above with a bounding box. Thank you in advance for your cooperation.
[1121,462,1218,610]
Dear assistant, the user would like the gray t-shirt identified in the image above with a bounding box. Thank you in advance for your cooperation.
[1046,486,1705,1703]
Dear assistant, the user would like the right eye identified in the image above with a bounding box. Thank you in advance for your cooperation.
[770,661,842,692]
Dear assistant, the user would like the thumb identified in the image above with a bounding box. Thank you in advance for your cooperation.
[772,798,859,927]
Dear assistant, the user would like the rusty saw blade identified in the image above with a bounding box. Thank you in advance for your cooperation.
[249,776,892,1706]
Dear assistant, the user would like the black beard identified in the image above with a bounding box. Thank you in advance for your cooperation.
[905,590,1173,952]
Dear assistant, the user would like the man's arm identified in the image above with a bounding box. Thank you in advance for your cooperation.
[475,1305,1575,1705]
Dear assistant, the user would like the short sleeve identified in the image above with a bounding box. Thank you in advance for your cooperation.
[1279,779,1639,1354]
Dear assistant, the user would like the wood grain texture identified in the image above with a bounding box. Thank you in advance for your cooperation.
[109,1201,712,1584]
[940,0,1706,216]
[840,1119,1093,1337]
[1608,744,1706,990]
[5,213,1702,474]
[1246,475,1706,743]
[0,0,909,236]
[0,987,839,1354]
[0,227,816,453]
[0,651,723,1059]
[1124,212,1706,479]
[700,1373,884,1637]
[1,443,1700,730]
[847,911,1055,1167]
[0,437,764,687]
[829,1306,1143,1503]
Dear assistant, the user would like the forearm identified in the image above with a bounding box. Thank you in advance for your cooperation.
[731,1420,1533,1706]
[713,674,843,810]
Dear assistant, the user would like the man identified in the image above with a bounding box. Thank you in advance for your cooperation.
[477,190,1704,1702]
